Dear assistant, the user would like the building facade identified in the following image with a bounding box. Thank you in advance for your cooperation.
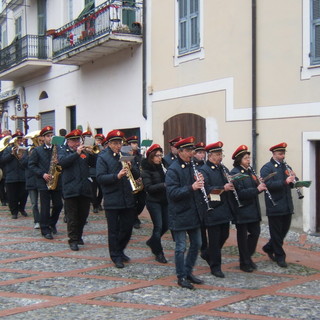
[145,0,320,233]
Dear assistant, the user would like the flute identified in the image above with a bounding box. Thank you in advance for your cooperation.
[191,160,213,212]
[249,166,277,207]
[283,160,304,199]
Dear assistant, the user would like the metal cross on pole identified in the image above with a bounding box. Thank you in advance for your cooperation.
[10,103,41,134]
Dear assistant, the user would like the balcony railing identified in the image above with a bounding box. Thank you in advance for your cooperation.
[52,0,143,58]
[0,35,50,72]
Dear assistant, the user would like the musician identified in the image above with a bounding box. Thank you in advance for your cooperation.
[141,144,168,263]
[58,129,95,251]
[96,130,139,268]
[0,133,9,206]
[0,131,28,219]
[162,136,183,169]
[199,142,234,278]
[91,133,104,213]
[126,135,146,229]
[230,145,267,272]
[29,126,63,239]
[165,136,205,289]
[260,142,296,268]
[193,142,206,167]
[23,132,44,229]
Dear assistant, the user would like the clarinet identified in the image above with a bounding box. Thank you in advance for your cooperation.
[221,163,243,207]
[249,166,277,207]
[283,160,304,199]
[191,160,213,212]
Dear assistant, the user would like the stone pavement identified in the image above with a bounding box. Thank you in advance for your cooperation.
[0,203,320,320]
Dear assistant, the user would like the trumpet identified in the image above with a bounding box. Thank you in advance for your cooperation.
[191,160,213,212]
[0,135,12,152]
[283,160,304,199]
[10,137,27,160]
[221,163,243,207]
[249,166,277,206]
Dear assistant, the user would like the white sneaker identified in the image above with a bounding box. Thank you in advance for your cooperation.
[34,223,40,229]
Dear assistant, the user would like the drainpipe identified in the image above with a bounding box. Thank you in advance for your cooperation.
[142,0,147,119]
[252,0,257,170]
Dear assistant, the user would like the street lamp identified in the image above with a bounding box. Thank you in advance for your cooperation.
[10,103,41,134]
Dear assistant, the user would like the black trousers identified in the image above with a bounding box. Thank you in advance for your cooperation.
[6,182,28,216]
[39,189,63,235]
[105,208,136,262]
[264,214,292,262]
[64,196,91,244]
[207,223,230,272]
[91,177,103,209]
[236,221,260,266]
[0,178,7,204]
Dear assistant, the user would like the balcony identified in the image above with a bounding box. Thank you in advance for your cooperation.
[52,1,143,65]
[0,35,52,81]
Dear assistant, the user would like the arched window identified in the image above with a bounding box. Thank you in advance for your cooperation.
[39,91,48,100]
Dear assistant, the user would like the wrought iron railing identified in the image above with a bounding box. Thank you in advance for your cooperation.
[0,35,50,72]
[52,0,143,58]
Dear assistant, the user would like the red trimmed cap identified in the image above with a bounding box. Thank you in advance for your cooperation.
[40,126,54,136]
[232,145,249,159]
[95,133,105,140]
[194,142,206,152]
[101,137,108,146]
[106,130,125,142]
[205,141,224,153]
[146,143,163,158]
[82,130,92,137]
[12,130,24,138]
[169,136,183,145]
[65,129,82,139]
[269,142,287,152]
[126,135,138,144]
[174,136,195,149]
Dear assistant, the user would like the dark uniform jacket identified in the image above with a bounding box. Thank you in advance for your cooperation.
[260,158,294,216]
[163,152,176,169]
[141,158,167,204]
[200,161,233,227]
[22,147,37,190]
[29,145,62,191]
[57,145,95,199]
[165,156,203,231]
[0,146,26,183]
[96,147,139,210]
[230,166,262,224]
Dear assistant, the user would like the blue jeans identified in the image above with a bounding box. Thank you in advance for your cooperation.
[172,228,201,279]
[29,189,40,223]
[146,201,168,255]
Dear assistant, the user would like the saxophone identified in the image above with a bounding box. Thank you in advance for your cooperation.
[47,145,62,190]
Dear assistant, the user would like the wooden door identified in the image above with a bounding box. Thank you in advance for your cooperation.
[163,113,206,154]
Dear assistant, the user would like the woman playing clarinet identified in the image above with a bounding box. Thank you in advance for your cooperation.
[230,145,267,273]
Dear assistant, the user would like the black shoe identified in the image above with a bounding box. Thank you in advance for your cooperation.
[133,222,141,229]
[44,233,53,240]
[11,214,18,219]
[250,261,258,270]
[69,243,79,251]
[2,202,7,206]
[211,270,225,278]
[240,264,254,273]
[276,260,288,268]
[93,207,99,213]
[262,246,276,261]
[187,274,204,284]
[121,253,131,262]
[20,211,28,217]
[50,226,57,235]
[155,253,167,264]
[177,278,194,289]
[114,260,124,268]
[78,239,84,245]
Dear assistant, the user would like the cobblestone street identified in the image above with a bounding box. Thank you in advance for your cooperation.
[0,203,319,320]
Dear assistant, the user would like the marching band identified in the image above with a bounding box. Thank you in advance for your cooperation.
[0,127,312,289]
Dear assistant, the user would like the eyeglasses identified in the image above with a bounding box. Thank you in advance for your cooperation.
[154,154,163,158]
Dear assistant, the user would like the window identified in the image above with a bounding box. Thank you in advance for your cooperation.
[37,0,47,35]
[15,16,22,39]
[311,0,320,65]
[178,0,200,55]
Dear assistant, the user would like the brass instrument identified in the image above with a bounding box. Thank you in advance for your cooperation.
[0,135,12,152]
[119,152,144,194]
[191,160,213,212]
[92,144,103,154]
[9,137,27,160]
[25,130,41,148]
[47,144,62,190]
